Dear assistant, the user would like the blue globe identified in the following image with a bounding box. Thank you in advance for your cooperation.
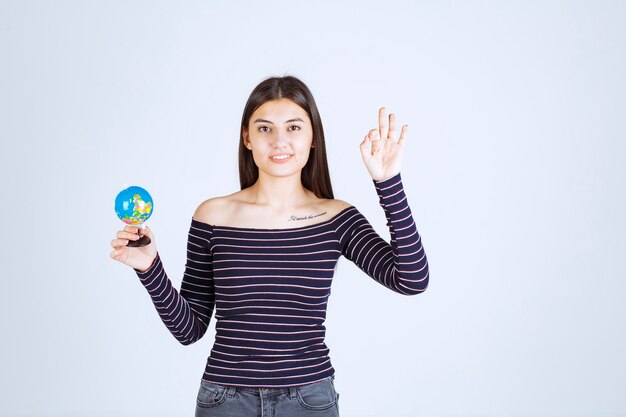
[115,186,153,226]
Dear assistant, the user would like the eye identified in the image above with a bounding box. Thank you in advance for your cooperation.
[258,126,270,133]
[288,125,301,131]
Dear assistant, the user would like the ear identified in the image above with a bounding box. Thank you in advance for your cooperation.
[242,128,252,150]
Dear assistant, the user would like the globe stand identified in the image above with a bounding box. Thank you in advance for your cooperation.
[127,234,151,247]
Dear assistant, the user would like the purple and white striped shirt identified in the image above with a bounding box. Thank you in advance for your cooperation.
[136,173,429,388]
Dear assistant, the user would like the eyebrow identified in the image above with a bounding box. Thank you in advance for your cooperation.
[253,118,305,124]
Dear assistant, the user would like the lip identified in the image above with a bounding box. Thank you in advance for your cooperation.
[269,153,294,163]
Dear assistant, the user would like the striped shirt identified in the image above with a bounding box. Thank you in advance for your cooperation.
[135,173,429,388]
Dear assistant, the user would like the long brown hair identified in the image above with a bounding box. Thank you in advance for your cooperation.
[238,76,334,199]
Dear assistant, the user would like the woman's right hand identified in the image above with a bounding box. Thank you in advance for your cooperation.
[110,225,157,272]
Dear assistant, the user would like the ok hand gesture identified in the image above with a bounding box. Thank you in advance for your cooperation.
[359,107,407,181]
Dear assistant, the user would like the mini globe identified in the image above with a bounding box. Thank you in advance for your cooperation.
[115,186,153,226]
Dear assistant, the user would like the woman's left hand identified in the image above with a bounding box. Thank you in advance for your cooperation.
[359,107,407,181]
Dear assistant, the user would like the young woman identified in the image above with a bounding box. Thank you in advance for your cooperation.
[110,75,429,417]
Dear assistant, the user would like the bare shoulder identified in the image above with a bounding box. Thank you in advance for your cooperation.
[193,195,236,225]
[322,198,353,216]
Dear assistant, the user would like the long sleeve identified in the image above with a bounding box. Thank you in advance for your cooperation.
[135,221,215,345]
[336,172,429,295]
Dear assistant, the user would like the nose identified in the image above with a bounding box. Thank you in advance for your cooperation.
[271,131,288,149]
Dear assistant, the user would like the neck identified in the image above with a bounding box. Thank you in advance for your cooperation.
[248,172,311,211]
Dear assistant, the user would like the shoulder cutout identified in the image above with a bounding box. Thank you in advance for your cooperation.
[193,194,353,229]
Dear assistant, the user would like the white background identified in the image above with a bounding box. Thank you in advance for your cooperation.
[1,1,625,416]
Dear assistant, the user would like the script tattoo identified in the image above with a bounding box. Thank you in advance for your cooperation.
[288,211,327,222]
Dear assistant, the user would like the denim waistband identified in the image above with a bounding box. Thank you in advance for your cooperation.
[203,375,334,396]
[236,386,293,395]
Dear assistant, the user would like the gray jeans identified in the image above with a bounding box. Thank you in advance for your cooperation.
[195,375,340,417]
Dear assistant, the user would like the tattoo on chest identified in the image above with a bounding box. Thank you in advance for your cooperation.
[288,211,328,222]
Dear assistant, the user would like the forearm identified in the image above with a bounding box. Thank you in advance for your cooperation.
[135,253,211,345]
[373,173,429,294]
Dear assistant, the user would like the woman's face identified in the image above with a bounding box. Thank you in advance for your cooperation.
[243,98,314,180]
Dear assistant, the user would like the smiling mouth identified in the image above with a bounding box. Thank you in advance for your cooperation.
[270,154,293,161]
